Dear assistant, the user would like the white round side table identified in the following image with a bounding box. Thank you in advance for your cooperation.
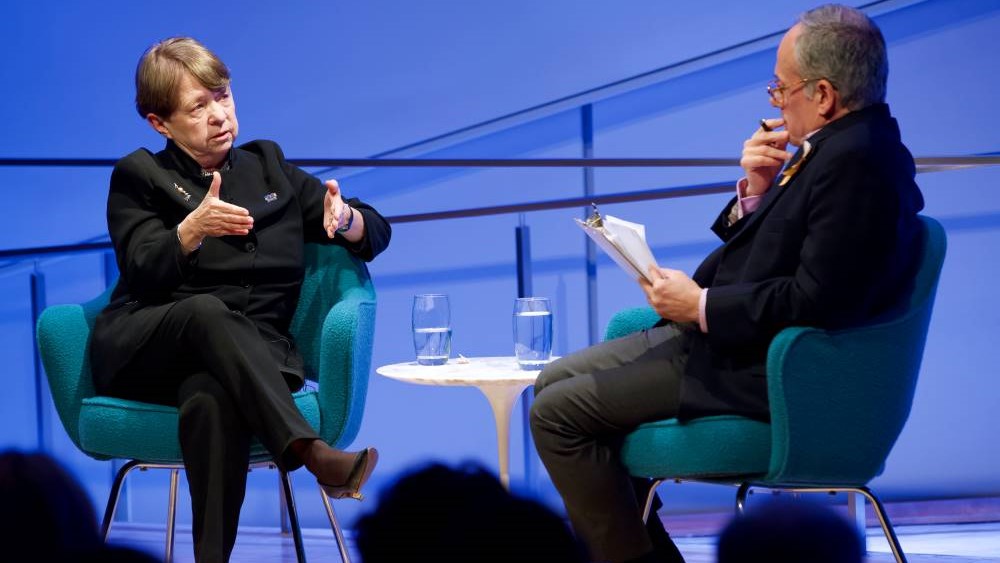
[376,356,544,489]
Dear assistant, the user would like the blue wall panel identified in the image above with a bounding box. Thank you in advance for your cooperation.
[2,0,999,533]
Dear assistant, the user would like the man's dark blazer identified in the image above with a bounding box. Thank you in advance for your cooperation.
[678,103,925,422]
[90,140,391,394]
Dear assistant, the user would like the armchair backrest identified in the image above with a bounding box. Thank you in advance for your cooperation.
[764,215,946,485]
[36,287,113,454]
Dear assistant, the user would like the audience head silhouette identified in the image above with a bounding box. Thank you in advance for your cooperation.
[0,449,159,562]
[717,497,864,563]
[355,461,588,562]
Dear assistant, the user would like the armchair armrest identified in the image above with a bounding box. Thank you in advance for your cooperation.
[316,290,377,448]
[605,307,662,341]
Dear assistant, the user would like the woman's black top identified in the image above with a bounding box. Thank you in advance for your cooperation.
[90,139,391,392]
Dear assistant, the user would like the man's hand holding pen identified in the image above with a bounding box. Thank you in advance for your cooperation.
[740,118,793,196]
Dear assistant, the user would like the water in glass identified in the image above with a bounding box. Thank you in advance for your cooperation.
[412,294,451,365]
[513,297,552,370]
[413,326,452,365]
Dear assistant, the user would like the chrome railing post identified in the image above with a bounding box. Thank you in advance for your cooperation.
[30,263,51,451]
[581,104,598,346]
[515,214,533,299]
[515,213,536,492]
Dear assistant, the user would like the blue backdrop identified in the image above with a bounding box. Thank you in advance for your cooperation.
[1,0,998,537]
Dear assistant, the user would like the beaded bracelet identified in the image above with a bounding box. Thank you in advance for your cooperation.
[177,225,202,252]
[336,206,355,233]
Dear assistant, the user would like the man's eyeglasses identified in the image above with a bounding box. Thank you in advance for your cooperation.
[766,77,825,106]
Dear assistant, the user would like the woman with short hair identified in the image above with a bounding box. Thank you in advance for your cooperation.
[90,37,391,563]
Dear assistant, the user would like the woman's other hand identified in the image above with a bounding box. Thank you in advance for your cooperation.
[324,179,364,241]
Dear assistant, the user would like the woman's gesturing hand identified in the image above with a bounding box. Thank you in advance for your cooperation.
[177,171,253,253]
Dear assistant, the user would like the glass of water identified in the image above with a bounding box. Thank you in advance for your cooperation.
[412,294,451,365]
[513,297,553,370]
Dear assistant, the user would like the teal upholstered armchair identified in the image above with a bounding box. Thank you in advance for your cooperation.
[607,216,946,563]
[36,243,376,563]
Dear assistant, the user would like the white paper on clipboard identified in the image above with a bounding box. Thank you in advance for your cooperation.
[574,208,658,283]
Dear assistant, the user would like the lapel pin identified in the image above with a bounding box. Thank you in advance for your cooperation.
[173,182,191,201]
[778,142,813,187]
[264,192,278,203]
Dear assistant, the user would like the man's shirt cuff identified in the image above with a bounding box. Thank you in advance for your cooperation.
[736,177,764,219]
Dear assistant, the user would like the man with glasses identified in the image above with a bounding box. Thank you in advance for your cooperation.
[530,4,924,563]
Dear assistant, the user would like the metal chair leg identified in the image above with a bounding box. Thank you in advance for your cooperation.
[738,484,906,563]
[277,464,291,534]
[735,482,752,515]
[101,460,141,541]
[857,487,907,563]
[165,469,179,563]
[280,470,308,563]
[320,486,353,563]
[640,479,665,523]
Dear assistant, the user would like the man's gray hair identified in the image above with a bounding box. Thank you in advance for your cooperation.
[795,4,888,110]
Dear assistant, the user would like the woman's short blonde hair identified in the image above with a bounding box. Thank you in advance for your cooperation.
[135,37,230,118]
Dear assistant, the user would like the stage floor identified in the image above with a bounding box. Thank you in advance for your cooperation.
[109,497,1000,562]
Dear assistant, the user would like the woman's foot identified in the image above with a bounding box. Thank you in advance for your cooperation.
[318,447,379,500]
[296,439,378,500]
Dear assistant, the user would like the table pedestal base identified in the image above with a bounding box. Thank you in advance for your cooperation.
[477,383,531,490]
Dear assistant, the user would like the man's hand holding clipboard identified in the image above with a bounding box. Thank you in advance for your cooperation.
[575,203,702,324]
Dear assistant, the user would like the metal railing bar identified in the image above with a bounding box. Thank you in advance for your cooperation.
[0,158,118,167]
[0,157,739,168]
[386,182,735,224]
[0,241,114,261]
[1,153,997,261]
[0,182,731,261]
[3,155,998,169]
[300,157,741,168]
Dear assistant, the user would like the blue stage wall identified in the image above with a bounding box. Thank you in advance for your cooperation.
[1,0,998,533]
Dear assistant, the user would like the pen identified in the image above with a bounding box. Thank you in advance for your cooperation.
[759,118,772,132]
